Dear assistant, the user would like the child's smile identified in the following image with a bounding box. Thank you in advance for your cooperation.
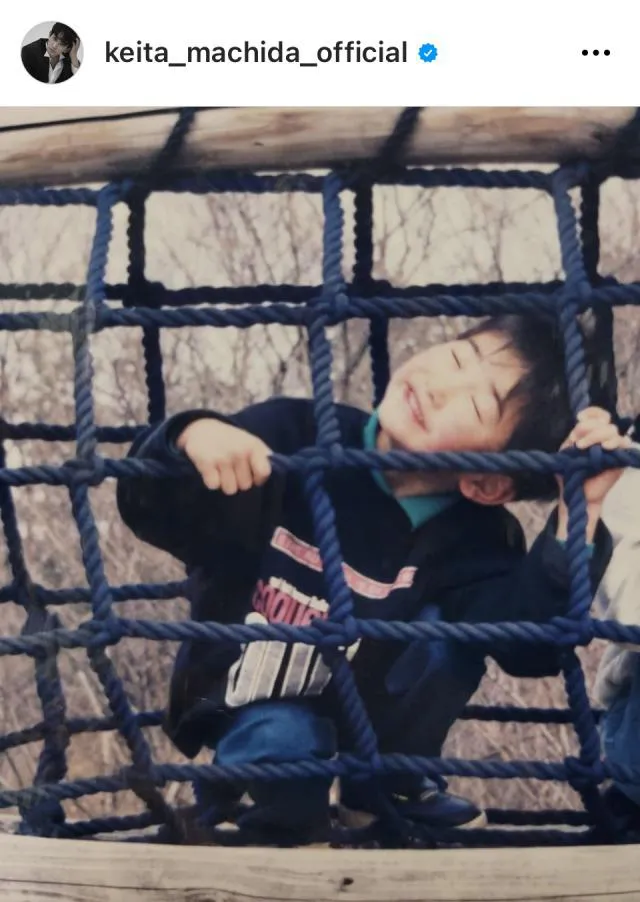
[403,382,428,431]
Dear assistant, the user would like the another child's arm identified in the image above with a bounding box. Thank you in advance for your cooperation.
[455,408,629,678]
[555,406,632,544]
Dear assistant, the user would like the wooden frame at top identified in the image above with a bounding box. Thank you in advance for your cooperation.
[0,107,637,188]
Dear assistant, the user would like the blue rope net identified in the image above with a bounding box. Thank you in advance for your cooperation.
[1,107,640,849]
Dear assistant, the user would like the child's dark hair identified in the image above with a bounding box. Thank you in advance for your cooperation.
[459,314,586,502]
[50,23,78,49]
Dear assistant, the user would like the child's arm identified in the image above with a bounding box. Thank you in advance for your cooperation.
[459,511,612,678]
[116,398,311,563]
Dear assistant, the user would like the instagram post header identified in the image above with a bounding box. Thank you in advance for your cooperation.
[0,1,634,104]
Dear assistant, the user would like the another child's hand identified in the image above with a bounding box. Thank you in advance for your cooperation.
[558,407,631,506]
[556,407,631,541]
[176,419,272,494]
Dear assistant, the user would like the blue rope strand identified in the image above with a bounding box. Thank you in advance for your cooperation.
[126,189,167,424]
[353,183,390,406]
[550,166,625,837]
[0,442,68,835]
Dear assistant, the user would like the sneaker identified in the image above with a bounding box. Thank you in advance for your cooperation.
[339,778,486,830]
[236,803,331,846]
[602,785,640,837]
[194,779,244,828]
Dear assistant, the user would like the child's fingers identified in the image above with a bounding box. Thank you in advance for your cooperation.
[199,463,221,491]
[218,462,239,495]
[574,424,621,449]
[601,434,634,451]
[233,456,254,492]
[572,418,615,442]
[250,449,272,485]
[576,407,611,424]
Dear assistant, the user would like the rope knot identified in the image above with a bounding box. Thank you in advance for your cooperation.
[84,616,124,644]
[587,443,605,474]
[311,618,353,648]
[339,616,361,648]
[565,755,603,792]
[333,289,350,317]
[64,456,105,487]
[578,280,593,302]
[123,280,165,310]
[574,618,595,647]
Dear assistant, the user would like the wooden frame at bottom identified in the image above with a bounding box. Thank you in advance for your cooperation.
[0,832,639,901]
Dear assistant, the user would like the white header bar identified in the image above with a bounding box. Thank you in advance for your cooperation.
[3,1,637,106]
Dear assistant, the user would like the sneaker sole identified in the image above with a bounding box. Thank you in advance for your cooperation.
[337,805,488,831]
[454,810,487,829]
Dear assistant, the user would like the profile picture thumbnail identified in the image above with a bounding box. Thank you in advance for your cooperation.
[21,21,82,84]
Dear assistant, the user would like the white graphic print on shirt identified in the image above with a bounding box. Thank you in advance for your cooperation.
[223,528,417,707]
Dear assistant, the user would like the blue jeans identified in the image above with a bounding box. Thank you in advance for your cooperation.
[195,699,436,830]
[601,654,640,806]
[198,700,336,830]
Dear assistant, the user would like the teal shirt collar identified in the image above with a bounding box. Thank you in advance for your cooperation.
[363,411,458,529]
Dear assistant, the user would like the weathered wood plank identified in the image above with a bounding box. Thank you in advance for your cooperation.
[1,832,640,901]
[0,884,637,902]
[0,108,163,128]
[0,107,636,188]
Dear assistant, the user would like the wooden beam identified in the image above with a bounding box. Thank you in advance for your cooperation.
[0,108,164,127]
[1,832,640,902]
[0,107,636,188]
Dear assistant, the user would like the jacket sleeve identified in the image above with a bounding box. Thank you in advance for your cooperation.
[461,510,613,678]
[116,399,311,564]
[595,465,640,647]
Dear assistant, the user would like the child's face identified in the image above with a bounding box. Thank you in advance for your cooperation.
[377,330,527,455]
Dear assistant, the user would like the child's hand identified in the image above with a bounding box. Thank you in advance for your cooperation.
[556,407,631,541]
[176,419,272,495]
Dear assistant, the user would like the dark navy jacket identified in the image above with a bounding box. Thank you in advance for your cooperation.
[117,398,612,759]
